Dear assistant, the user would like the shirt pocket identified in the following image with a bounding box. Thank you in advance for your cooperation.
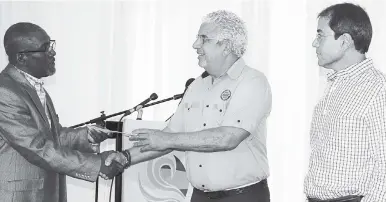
[203,99,228,127]
[183,101,203,131]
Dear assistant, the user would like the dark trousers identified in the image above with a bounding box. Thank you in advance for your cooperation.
[190,180,270,202]
[308,195,363,202]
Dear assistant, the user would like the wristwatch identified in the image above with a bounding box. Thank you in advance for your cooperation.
[122,149,132,169]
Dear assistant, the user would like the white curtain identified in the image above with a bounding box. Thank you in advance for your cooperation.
[0,0,385,201]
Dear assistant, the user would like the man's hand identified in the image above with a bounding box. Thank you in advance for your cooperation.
[99,151,124,180]
[104,152,128,167]
[87,125,114,144]
[90,143,100,153]
[129,128,171,152]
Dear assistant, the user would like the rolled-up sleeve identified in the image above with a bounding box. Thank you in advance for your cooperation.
[221,74,272,134]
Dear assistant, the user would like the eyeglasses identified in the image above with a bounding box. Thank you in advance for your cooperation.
[196,35,218,44]
[18,40,56,54]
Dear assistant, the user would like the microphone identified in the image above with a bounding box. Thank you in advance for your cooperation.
[201,71,209,78]
[184,78,195,91]
[124,93,158,116]
[173,78,195,100]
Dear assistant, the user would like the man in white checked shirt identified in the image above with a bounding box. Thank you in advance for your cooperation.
[304,3,386,202]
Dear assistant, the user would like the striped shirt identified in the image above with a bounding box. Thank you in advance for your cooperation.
[304,58,386,202]
[14,66,51,127]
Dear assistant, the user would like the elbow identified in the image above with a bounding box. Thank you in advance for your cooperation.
[222,130,250,151]
[222,136,242,151]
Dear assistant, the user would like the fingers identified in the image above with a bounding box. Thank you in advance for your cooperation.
[99,173,109,180]
[140,145,152,152]
[131,128,154,135]
[90,144,100,153]
[132,140,150,147]
[111,160,125,171]
[88,125,114,134]
[128,134,148,141]
[112,153,126,167]
[89,124,103,129]
[104,152,128,168]
[105,153,118,166]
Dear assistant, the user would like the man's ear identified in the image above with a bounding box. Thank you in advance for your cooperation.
[16,53,27,65]
[220,40,230,56]
[340,33,354,51]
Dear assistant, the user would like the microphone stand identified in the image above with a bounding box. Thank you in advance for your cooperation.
[70,104,153,202]
[142,93,183,108]
[69,93,183,202]
[69,93,182,129]
[113,93,183,202]
[70,109,138,129]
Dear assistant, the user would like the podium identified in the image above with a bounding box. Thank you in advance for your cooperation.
[70,90,196,202]
[115,119,193,202]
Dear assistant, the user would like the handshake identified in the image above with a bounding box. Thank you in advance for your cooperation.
[86,125,132,180]
[87,125,167,180]
[98,150,130,180]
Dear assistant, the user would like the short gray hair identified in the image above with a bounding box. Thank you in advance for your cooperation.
[203,10,248,57]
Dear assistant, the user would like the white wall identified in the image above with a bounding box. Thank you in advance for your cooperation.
[0,0,385,202]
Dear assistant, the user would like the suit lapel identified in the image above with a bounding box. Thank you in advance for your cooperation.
[3,64,50,127]
[45,93,59,132]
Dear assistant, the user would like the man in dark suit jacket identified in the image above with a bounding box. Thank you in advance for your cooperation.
[0,22,124,202]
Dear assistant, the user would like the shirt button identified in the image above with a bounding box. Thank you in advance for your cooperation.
[199,164,202,167]
[203,123,206,126]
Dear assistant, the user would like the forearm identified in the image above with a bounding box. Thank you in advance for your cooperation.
[11,136,101,181]
[127,147,172,166]
[59,126,95,153]
[166,127,240,152]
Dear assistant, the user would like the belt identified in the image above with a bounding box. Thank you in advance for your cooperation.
[308,195,363,202]
[193,179,267,199]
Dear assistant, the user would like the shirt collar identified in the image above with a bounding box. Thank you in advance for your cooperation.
[327,58,373,81]
[210,57,245,82]
[13,65,44,87]
[227,57,245,80]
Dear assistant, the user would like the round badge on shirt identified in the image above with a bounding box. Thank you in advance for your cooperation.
[220,89,231,101]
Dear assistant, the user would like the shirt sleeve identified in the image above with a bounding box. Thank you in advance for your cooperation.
[362,86,386,202]
[221,73,272,134]
[0,87,101,182]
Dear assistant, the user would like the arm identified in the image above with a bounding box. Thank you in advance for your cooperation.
[159,126,249,152]
[132,74,272,153]
[362,87,386,202]
[104,127,178,168]
[57,124,96,153]
[127,126,174,166]
[0,88,101,182]
[125,86,193,165]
